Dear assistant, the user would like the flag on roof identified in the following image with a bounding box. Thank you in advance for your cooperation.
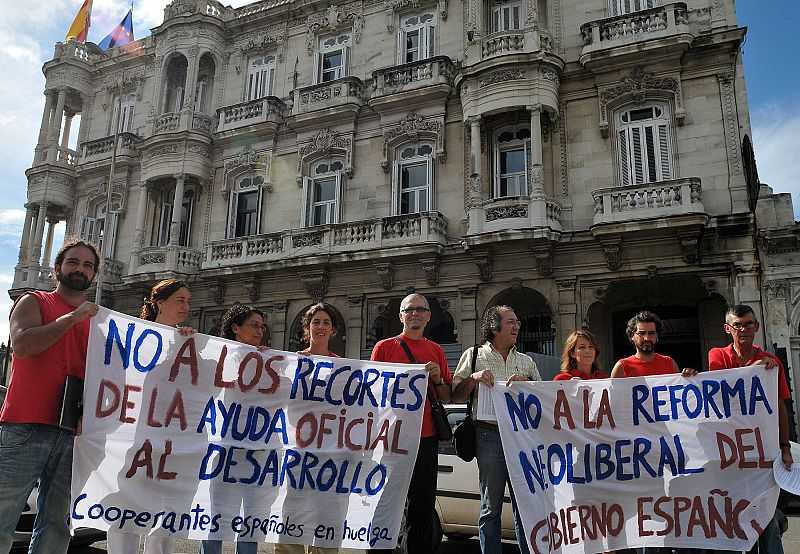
[65,0,93,43]
[98,8,135,51]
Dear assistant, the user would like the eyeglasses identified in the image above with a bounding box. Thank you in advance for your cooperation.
[401,307,430,314]
[727,322,757,331]
[243,323,267,331]
[634,330,658,337]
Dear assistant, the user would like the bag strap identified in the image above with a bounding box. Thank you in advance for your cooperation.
[395,335,439,403]
[466,343,480,416]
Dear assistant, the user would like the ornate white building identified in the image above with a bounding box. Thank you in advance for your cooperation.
[11,0,800,429]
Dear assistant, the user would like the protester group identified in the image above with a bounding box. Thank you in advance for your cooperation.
[0,237,792,554]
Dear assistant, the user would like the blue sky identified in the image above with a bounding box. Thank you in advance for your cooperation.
[0,0,798,343]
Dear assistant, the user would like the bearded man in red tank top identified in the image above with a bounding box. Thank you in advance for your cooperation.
[0,238,100,553]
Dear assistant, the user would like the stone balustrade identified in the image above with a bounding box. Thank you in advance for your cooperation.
[546,199,563,231]
[482,31,525,58]
[591,177,704,225]
[56,148,78,167]
[103,258,125,283]
[372,56,455,98]
[191,113,214,134]
[292,77,365,116]
[205,212,448,268]
[81,132,138,161]
[216,96,287,132]
[580,2,689,53]
[155,112,181,134]
[468,195,563,235]
[136,245,204,274]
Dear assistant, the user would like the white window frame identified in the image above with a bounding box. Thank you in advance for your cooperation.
[609,0,657,16]
[302,160,344,226]
[156,188,194,247]
[194,73,208,112]
[615,103,673,186]
[491,0,523,33]
[398,12,436,64]
[246,54,276,101]
[493,126,531,198]
[316,34,351,84]
[227,174,265,238]
[110,92,136,134]
[392,143,435,215]
[80,201,120,257]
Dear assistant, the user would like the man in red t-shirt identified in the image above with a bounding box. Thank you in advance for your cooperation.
[610,311,696,379]
[708,304,791,554]
[367,293,452,554]
[0,238,99,553]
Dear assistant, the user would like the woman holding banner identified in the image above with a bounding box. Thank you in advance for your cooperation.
[200,303,269,554]
[555,330,608,381]
[274,302,341,554]
[107,279,193,554]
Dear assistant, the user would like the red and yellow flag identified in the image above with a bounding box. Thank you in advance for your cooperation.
[66,0,93,43]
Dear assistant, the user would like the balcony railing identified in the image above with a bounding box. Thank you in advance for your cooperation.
[372,57,455,98]
[591,177,704,225]
[135,245,203,275]
[205,212,449,268]
[155,112,181,134]
[191,113,214,134]
[482,31,525,58]
[580,2,690,55]
[467,195,562,235]
[81,133,139,162]
[216,96,287,133]
[292,77,365,116]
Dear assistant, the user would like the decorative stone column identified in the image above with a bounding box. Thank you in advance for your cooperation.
[27,202,48,287]
[346,294,365,359]
[60,111,74,151]
[458,285,479,347]
[13,204,35,287]
[35,91,55,160]
[184,46,200,113]
[466,116,484,234]
[48,89,67,162]
[556,278,578,348]
[42,217,58,269]
[271,301,288,350]
[733,261,766,346]
[169,174,185,247]
[528,104,547,227]
[129,182,149,273]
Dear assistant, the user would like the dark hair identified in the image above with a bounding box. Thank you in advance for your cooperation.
[560,329,603,376]
[626,310,664,339]
[219,304,266,341]
[481,305,514,344]
[301,303,338,343]
[54,237,99,272]
[726,304,757,323]
[140,279,189,321]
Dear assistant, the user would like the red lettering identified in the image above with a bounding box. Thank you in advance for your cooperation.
[96,379,120,418]
[120,384,142,424]
[169,338,199,385]
[553,390,575,430]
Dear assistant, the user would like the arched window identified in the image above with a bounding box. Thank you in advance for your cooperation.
[609,0,657,16]
[491,0,523,33]
[156,187,195,247]
[194,54,215,113]
[110,92,136,134]
[398,12,436,63]
[393,143,435,214]
[246,54,276,101]
[303,160,344,226]
[317,34,351,84]
[228,174,264,238]
[80,200,121,257]
[615,103,672,186]
[493,126,531,197]
[164,56,188,113]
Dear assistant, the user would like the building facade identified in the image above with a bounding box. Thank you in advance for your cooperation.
[12,0,800,427]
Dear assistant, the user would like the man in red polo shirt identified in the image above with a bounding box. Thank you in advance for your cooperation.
[708,304,791,554]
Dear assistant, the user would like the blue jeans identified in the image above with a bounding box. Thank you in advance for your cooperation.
[0,423,75,554]
[200,540,258,553]
[475,425,529,554]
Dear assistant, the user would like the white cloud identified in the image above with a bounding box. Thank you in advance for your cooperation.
[751,101,800,219]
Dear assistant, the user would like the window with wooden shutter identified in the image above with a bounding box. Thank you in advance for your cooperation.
[616,103,673,186]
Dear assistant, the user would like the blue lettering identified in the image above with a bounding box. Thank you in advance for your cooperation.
[631,385,653,425]
[133,329,162,372]
[104,319,135,368]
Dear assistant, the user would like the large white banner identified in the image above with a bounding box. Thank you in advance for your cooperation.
[489,366,781,554]
[72,308,426,549]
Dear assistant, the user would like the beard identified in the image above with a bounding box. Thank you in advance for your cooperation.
[58,271,92,292]
[638,342,654,354]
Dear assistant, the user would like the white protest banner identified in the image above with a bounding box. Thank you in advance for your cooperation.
[71,307,426,549]
[489,366,780,554]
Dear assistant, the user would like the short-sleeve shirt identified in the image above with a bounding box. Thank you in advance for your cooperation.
[554,368,610,381]
[708,344,790,400]
[617,353,676,377]
[453,342,540,419]
[370,334,452,438]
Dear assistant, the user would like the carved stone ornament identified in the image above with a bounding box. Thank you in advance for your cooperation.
[292,232,323,248]
[486,205,527,222]
[510,277,523,290]
[603,244,621,271]
[764,280,789,299]
[647,265,658,280]
[145,143,178,159]
[297,129,353,184]
[382,112,445,173]
[598,67,685,138]
[384,0,447,32]
[556,278,576,290]
[533,245,553,276]
[704,279,719,295]
[300,269,329,302]
[347,294,364,306]
[224,144,271,177]
[472,251,493,282]
[164,0,200,19]
[306,4,365,54]
[244,277,260,302]
[102,70,145,100]
[374,262,394,290]
[235,27,288,61]
[420,257,440,287]
[681,237,699,264]
[209,281,226,304]
[480,69,525,88]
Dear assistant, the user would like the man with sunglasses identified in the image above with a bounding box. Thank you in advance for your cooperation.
[610,310,694,378]
[708,306,791,553]
[368,293,452,554]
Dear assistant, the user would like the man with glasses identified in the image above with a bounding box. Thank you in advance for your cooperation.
[452,305,539,554]
[610,310,693,378]
[368,293,452,554]
[708,304,791,554]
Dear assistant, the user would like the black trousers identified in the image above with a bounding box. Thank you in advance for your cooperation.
[369,435,439,554]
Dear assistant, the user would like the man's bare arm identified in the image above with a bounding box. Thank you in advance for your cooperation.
[610,361,625,378]
[11,295,97,359]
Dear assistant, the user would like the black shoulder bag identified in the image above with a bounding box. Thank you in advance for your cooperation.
[395,335,452,441]
[452,345,479,462]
